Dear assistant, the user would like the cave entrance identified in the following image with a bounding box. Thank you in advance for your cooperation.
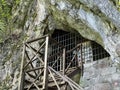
[19,30,110,89]
[48,29,110,71]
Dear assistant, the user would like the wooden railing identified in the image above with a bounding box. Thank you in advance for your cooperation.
[18,35,83,90]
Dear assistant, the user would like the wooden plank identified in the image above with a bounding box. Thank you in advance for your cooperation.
[48,68,60,90]
[18,44,26,90]
[43,36,49,90]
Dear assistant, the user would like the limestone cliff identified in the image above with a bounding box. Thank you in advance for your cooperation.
[0,0,120,89]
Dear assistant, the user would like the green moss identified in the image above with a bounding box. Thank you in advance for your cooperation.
[71,73,81,84]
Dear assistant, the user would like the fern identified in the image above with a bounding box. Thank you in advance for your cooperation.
[0,21,5,31]
[0,21,6,42]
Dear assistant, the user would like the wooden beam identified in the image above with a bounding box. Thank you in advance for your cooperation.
[66,43,82,54]
[26,66,44,73]
[43,36,49,90]
[18,44,26,90]
[26,72,36,79]
[64,75,84,90]
[65,54,76,73]
[33,83,41,90]
[48,66,84,90]
[63,48,66,75]
[25,50,38,76]
[80,44,84,76]
[25,43,44,64]
[48,68,60,90]
[27,69,44,90]
[24,41,45,69]
[68,83,75,90]
[26,35,47,43]
[51,57,60,68]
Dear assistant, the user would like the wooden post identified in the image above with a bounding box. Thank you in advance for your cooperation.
[43,35,49,90]
[80,44,83,76]
[60,56,62,71]
[63,48,66,75]
[18,44,25,90]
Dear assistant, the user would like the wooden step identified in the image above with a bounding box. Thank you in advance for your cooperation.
[24,67,80,89]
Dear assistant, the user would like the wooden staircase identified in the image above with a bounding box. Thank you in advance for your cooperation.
[18,35,84,90]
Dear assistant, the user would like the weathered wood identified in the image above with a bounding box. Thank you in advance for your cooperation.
[27,69,44,90]
[25,50,38,76]
[48,66,84,90]
[24,41,45,69]
[65,54,77,73]
[25,43,44,64]
[43,36,49,90]
[65,75,84,90]
[19,35,84,90]
[26,35,47,43]
[68,82,75,90]
[48,68,60,90]
[26,72,36,79]
[33,83,41,90]
[66,43,82,54]
[26,66,44,73]
[18,44,26,90]
[63,48,66,75]
[51,57,60,67]
[80,44,84,76]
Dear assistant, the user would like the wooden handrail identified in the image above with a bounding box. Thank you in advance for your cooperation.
[26,34,48,43]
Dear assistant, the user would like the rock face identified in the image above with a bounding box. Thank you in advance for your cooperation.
[81,58,120,90]
[0,0,120,89]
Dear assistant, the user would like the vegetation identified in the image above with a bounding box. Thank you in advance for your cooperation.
[0,0,11,42]
[0,0,20,43]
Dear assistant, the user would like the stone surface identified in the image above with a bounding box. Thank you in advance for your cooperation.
[81,58,120,90]
[93,83,112,90]
[0,0,120,89]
